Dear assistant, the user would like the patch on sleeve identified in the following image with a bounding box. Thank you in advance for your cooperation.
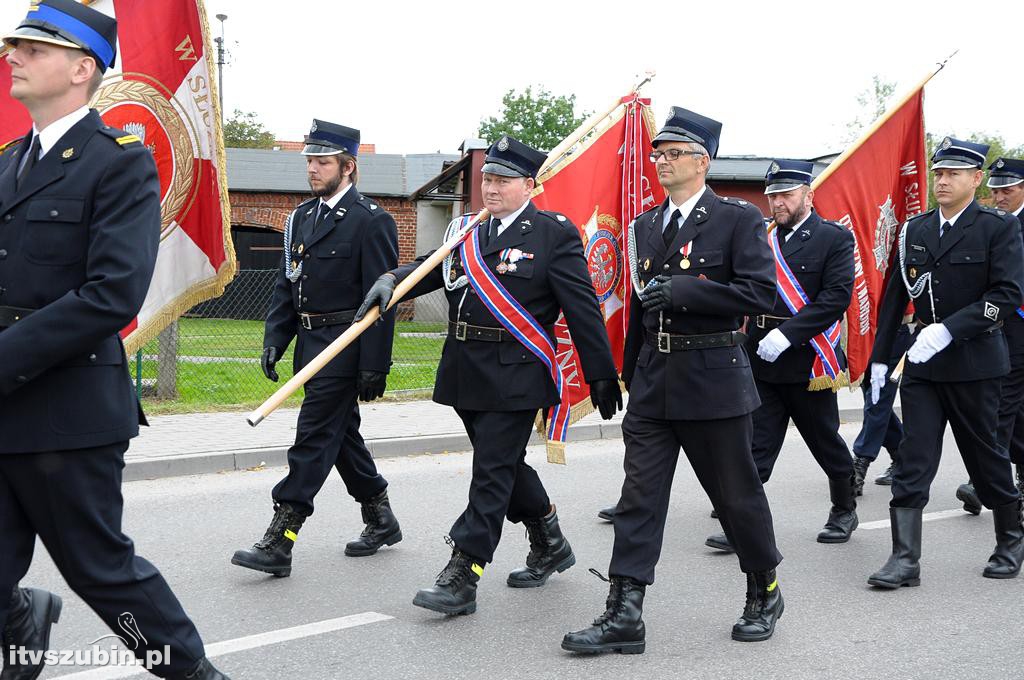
[984,301,999,321]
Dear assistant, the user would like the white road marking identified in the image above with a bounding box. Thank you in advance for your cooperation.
[859,508,991,530]
[57,612,393,679]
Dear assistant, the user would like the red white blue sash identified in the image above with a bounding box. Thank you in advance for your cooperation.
[770,229,846,391]
[459,224,572,444]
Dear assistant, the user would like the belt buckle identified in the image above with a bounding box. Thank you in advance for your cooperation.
[300,313,313,330]
[455,321,468,341]
[657,332,671,354]
[756,315,766,329]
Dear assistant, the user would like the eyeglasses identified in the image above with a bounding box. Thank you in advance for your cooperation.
[649,149,706,162]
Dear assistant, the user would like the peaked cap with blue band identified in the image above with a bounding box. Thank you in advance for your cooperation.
[764,159,814,195]
[987,157,1024,189]
[932,136,989,170]
[301,119,360,157]
[3,0,117,72]
[481,135,546,179]
[653,106,722,159]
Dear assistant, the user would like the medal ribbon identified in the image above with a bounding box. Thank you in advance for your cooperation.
[769,229,844,390]
[460,227,572,444]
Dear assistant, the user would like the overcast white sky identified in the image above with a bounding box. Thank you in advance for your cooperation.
[4,1,1022,157]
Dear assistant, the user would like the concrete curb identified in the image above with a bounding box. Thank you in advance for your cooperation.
[123,406,895,483]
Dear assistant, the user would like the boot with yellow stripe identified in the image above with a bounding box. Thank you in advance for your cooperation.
[412,541,484,616]
[231,503,305,578]
[731,569,784,642]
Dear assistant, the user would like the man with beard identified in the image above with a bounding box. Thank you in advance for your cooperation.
[954,157,1024,514]
[704,160,857,554]
[867,138,1024,589]
[355,136,621,615]
[562,107,783,654]
[231,119,402,578]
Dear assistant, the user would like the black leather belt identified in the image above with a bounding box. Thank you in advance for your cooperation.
[448,321,553,343]
[0,306,34,328]
[913,318,1002,332]
[645,329,746,353]
[754,314,789,330]
[300,309,356,330]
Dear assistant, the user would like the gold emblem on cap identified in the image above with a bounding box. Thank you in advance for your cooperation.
[643,258,651,271]
[62,148,74,159]
[498,136,510,151]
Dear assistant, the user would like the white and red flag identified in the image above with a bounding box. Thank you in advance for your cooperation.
[812,84,927,384]
[0,0,235,352]
[533,92,664,462]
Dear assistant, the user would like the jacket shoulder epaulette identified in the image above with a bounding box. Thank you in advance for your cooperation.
[96,125,144,149]
[355,195,381,214]
[0,138,24,158]
[980,204,1011,219]
[718,195,752,209]
[907,208,935,225]
[537,209,571,224]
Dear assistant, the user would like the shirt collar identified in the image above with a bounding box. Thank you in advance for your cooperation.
[783,211,812,240]
[664,186,707,228]
[34,106,90,159]
[1013,205,1023,218]
[320,182,353,210]
[938,203,970,228]
[496,200,531,232]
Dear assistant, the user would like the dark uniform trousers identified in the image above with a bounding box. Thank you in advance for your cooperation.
[611,189,784,585]
[272,377,386,515]
[0,445,204,675]
[449,409,549,562]
[264,188,399,517]
[391,203,618,565]
[0,111,206,675]
[873,201,1024,510]
[746,212,856,484]
[995,315,1024,467]
[853,323,913,461]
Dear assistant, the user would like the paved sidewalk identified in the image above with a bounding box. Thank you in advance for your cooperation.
[125,385,892,481]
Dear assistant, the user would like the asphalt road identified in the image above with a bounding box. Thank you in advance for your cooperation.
[19,422,1024,680]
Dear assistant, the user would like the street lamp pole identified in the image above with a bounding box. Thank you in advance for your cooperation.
[214,13,227,120]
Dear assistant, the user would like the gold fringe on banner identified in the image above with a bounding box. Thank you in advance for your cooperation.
[807,371,850,393]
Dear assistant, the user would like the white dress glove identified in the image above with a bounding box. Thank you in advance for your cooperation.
[907,323,953,364]
[756,328,792,363]
[870,362,889,405]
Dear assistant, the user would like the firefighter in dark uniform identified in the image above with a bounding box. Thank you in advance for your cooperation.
[562,107,784,655]
[356,136,621,615]
[705,160,857,554]
[0,2,227,678]
[232,120,401,578]
[868,138,1024,589]
[955,157,1024,514]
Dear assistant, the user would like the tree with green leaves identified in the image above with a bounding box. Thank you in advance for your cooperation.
[845,75,897,143]
[223,109,276,149]
[478,86,589,152]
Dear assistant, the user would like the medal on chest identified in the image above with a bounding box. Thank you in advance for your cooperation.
[679,240,693,269]
[496,247,534,274]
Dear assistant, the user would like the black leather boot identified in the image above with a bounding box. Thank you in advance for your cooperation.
[705,531,735,553]
[983,499,1024,579]
[507,505,575,587]
[956,480,982,515]
[561,571,646,654]
[874,463,894,485]
[868,507,922,588]
[170,657,231,680]
[710,507,719,519]
[230,503,305,577]
[731,569,784,642]
[412,546,483,615]
[1,587,62,680]
[597,505,616,522]
[852,456,871,496]
[345,490,403,557]
[817,475,859,543]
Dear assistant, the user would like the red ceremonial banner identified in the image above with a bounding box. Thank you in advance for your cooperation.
[0,0,235,352]
[534,94,664,430]
[812,88,927,384]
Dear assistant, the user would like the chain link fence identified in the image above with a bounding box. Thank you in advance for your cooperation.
[130,269,448,414]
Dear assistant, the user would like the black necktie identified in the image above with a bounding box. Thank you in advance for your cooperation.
[663,209,681,247]
[314,202,331,231]
[777,225,793,243]
[16,135,40,190]
[939,221,952,240]
[486,217,500,246]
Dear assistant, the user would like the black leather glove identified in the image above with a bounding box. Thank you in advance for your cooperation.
[589,379,622,420]
[354,274,397,322]
[357,370,387,401]
[639,275,672,313]
[261,346,281,382]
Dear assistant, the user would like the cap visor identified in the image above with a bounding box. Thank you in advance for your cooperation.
[481,161,526,178]
[301,144,345,156]
[652,131,698,147]
[987,176,1024,188]
[3,27,81,51]
[764,182,806,195]
[933,159,980,170]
